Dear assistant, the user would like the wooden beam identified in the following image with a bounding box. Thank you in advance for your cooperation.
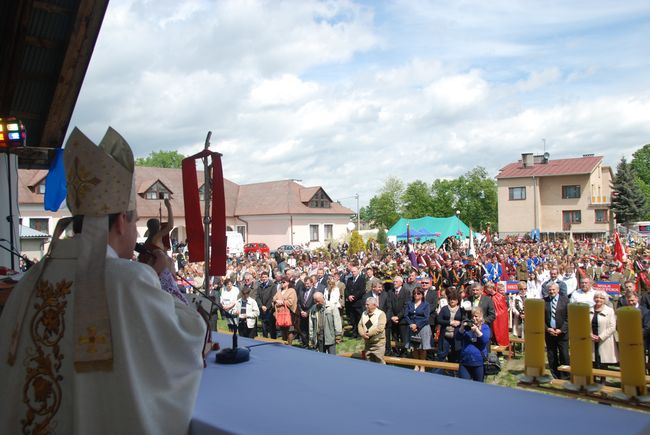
[24,35,63,49]
[38,0,109,149]
[32,0,73,15]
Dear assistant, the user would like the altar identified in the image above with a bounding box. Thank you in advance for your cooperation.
[191,334,650,434]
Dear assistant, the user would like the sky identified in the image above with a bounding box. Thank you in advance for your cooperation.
[68,0,650,212]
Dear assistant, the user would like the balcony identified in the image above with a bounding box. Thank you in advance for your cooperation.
[590,195,610,205]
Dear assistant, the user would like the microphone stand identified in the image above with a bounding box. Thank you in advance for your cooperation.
[0,239,34,271]
[176,273,250,364]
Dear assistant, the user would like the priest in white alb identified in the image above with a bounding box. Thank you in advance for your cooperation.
[0,127,206,434]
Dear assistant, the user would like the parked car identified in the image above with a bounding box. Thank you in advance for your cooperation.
[244,242,270,256]
[275,244,306,255]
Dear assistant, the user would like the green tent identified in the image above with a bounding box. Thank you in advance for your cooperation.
[387,216,470,245]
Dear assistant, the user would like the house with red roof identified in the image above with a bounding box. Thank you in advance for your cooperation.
[17,167,354,255]
[496,153,613,237]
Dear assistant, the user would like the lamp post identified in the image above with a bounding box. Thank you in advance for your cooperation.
[456,210,461,239]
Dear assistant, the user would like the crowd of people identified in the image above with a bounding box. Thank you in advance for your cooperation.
[170,234,650,383]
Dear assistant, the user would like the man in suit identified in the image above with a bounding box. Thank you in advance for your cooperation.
[345,266,366,338]
[240,272,259,302]
[363,278,395,355]
[390,275,412,355]
[545,283,570,379]
[541,267,568,299]
[314,267,328,292]
[298,276,317,346]
[256,271,277,339]
[468,281,496,326]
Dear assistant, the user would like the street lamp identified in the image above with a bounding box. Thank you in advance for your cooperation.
[455,210,461,239]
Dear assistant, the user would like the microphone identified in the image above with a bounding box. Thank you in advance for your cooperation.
[176,272,249,364]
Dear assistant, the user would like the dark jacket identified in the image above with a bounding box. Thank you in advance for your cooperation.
[298,286,316,312]
[438,304,463,350]
[423,288,438,326]
[392,286,412,324]
[345,274,366,308]
[404,301,430,331]
[468,296,496,325]
[544,294,570,337]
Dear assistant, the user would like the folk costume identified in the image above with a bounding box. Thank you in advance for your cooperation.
[0,128,206,434]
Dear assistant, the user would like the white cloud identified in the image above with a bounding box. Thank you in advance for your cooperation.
[68,0,650,210]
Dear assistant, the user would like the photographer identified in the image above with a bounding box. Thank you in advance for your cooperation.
[456,308,491,382]
[404,287,432,372]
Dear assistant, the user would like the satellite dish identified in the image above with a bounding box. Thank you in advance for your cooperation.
[346,222,356,231]
[543,152,550,162]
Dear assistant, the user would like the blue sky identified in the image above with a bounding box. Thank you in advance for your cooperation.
[69,0,650,211]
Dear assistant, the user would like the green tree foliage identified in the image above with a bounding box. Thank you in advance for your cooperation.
[376,226,388,247]
[401,180,434,218]
[360,177,403,228]
[362,167,498,231]
[453,167,498,232]
[135,150,185,168]
[348,231,365,256]
[611,157,647,225]
[630,144,650,219]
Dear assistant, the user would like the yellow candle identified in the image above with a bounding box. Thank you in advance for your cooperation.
[616,307,647,396]
[524,299,545,377]
[568,303,592,384]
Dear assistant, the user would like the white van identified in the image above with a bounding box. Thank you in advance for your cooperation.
[226,231,244,257]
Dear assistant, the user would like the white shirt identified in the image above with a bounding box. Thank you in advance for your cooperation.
[526,280,543,299]
[570,288,596,307]
[562,274,577,296]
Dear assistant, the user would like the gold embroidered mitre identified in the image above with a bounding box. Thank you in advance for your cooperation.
[64,127,136,372]
[65,127,136,215]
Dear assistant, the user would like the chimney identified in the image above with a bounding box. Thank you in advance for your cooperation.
[521,153,534,168]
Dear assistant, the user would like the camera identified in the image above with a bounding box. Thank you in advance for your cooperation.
[462,319,474,329]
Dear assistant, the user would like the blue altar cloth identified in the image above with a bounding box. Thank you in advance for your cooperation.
[191,334,650,434]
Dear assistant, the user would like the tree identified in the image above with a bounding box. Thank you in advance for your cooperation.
[401,180,434,218]
[611,157,647,225]
[362,177,404,228]
[376,226,388,247]
[348,231,365,256]
[430,179,457,217]
[630,144,650,219]
[135,150,185,168]
[454,167,498,231]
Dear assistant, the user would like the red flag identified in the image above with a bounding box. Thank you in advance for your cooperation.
[614,231,627,267]
[182,150,226,276]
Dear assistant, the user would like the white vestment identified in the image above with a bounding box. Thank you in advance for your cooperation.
[0,239,206,434]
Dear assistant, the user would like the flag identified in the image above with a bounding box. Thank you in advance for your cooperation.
[614,231,627,266]
[469,226,476,257]
[44,148,67,211]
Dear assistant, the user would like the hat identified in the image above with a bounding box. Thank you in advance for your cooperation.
[65,127,136,372]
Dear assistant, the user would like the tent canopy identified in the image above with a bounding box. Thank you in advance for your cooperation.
[387,216,470,244]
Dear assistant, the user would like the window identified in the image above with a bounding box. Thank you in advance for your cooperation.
[562,210,581,231]
[309,224,319,241]
[37,182,46,194]
[308,190,331,208]
[509,187,526,200]
[324,224,333,240]
[236,225,246,242]
[199,184,205,201]
[595,209,608,223]
[562,185,580,199]
[29,218,49,233]
[144,181,171,200]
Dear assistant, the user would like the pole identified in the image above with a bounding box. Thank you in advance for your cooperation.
[202,131,212,298]
[355,193,359,230]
